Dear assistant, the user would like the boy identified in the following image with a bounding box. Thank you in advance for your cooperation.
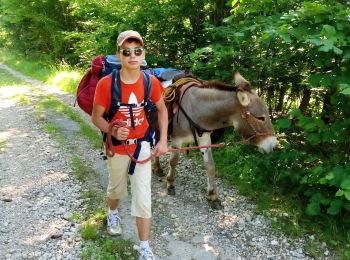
[92,30,168,260]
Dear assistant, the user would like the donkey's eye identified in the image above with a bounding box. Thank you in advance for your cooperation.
[257,116,265,122]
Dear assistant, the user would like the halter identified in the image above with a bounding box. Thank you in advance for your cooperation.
[239,105,276,142]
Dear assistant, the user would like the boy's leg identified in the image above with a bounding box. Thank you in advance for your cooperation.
[129,142,154,258]
[106,154,130,235]
[108,197,119,210]
[136,217,151,241]
[129,141,152,220]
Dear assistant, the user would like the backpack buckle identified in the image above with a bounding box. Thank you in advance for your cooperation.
[125,138,138,145]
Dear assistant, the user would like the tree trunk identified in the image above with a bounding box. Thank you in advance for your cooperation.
[321,90,332,124]
[276,86,287,113]
[210,0,228,26]
[299,88,312,115]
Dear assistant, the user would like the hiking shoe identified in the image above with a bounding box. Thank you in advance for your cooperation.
[139,247,155,260]
[107,211,122,236]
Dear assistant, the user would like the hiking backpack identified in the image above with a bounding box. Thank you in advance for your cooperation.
[75,54,148,115]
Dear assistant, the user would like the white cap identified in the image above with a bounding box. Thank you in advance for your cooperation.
[117,30,144,47]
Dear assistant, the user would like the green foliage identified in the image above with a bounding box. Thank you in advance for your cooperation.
[81,220,99,240]
[0,49,52,82]
[1,0,228,67]
[214,128,350,256]
[0,0,77,61]
[82,239,138,260]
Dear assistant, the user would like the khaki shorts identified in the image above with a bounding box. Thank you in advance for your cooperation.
[107,141,152,218]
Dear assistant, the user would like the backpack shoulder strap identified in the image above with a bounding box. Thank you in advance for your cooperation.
[142,71,151,104]
[105,70,151,122]
[105,69,121,121]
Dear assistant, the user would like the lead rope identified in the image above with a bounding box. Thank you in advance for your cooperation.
[106,119,225,164]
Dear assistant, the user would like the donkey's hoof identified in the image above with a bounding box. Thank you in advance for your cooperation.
[208,200,224,210]
[153,168,165,177]
[167,186,176,196]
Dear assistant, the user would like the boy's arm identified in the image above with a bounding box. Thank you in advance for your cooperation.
[91,104,109,133]
[152,97,168,156]
[91,104,129,140]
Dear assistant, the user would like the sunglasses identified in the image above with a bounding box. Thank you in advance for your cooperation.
[119,47,144,57]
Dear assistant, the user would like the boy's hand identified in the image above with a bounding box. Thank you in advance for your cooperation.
[152,140,168,157]
[113,126,130,141]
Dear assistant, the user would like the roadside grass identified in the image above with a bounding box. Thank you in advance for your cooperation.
[82,238,138,260]
[71,154,94,182]
[37,96,101,149]
[0,68,23,86]
[0,140,6,153]
[16,94,31,105]
[0,68,31,104]
[0,49,82,95]
[43,123,67,145]
[0,49,54,83]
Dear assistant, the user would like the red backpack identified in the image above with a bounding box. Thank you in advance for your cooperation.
[75,55,105,115]
[75,55,148,115]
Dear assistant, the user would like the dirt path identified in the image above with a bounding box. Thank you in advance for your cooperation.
[0,64,324,259]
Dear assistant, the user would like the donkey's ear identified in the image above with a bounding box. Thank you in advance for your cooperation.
[237,91,250,106]
[234,72,248,85]
[234,71,251,91]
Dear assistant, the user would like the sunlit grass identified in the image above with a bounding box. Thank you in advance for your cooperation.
[0,68,23,86]
[16,94,31,105]
[0,140,6,153]
[0,49,52,82]
[0,48,83,95]
[48,70,81,94]
[81,219,100,240]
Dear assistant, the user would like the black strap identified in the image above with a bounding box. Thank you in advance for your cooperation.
[128,142,142,175]
[176,100,211,145]
[106,69,121,122]
[143,71,151,104]
[102,70,121,145]
[127,127,156,175]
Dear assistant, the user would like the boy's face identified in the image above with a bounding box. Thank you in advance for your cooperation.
[117,40,145,71]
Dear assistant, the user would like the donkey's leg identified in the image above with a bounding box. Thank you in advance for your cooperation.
[166,138,182,195]
[152,157,165,177]
[198,134,223,210]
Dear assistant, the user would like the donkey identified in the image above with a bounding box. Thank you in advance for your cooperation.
[152,72,277,209]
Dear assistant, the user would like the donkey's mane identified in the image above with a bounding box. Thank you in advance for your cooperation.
[200,80,237,92]
[200,80,251,92]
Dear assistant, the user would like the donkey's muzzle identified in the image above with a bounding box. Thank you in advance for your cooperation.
[257,136,277,154]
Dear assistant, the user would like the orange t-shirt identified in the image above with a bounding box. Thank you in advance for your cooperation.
[94,72,163,155]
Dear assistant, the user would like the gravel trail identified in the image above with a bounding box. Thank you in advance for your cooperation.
[0,64,326,259]
[0,67,83,259]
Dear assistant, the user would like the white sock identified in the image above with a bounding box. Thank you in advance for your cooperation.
[140,240,149,250]
[109,208,118,214]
